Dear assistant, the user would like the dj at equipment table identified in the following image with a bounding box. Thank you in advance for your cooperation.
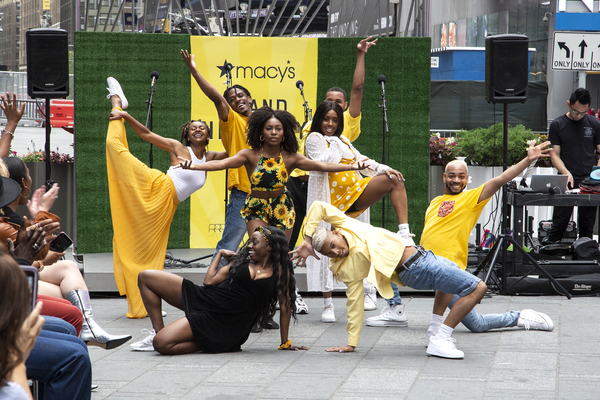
[507,191,600,249]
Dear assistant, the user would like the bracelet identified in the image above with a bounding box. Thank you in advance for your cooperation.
[278,340,292,350]
[1,129,14,138]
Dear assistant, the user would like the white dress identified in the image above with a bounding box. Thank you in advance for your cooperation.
[305,132,389,292]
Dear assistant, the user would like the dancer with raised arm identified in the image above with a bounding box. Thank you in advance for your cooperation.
[105,78,225,318]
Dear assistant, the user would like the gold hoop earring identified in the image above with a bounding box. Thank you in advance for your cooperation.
[20,186,30,199]
[260,135,264,142]
[282,136,285,142]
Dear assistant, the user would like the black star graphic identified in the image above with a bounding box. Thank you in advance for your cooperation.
[287,60,291,64]
[217,59,233,77]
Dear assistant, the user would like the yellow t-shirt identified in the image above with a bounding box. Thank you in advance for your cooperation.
[419,184,490,270]
[290,110,361,178]
[219,107,251,193]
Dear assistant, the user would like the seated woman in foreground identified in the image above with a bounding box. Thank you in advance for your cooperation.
[130,226,309,354]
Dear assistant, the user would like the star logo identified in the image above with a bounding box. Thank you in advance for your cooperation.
[217,59,233,77]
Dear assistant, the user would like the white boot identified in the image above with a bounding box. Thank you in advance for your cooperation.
[66,289,132,349]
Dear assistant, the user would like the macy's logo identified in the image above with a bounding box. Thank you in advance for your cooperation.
[218,59,296,83]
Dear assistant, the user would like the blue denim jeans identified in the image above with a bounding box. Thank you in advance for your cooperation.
[27,328,92,400]
[41,315,77,336]
[212,188,248,269]
[397,250,480,297]
[448,295,519,332]
[387,283,403,306]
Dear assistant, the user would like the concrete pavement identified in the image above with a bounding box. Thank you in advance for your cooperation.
[86,291,599,400]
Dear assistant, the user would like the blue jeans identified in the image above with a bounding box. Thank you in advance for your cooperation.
[41,315,77,336]
[447,295,519,332]
[397,250,480,297]
[212,188,248,269]
[27,327,92,400]
[388,283,403,306]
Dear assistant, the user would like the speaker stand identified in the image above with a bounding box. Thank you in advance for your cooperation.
[44,98,52,182]
[473,103,572,299]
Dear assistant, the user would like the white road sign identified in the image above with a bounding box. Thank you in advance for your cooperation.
[552,31,600,71]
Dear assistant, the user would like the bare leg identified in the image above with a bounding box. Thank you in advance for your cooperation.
[351,175,407,224]
[153,317,200,355]
[433,291,453,316]
[138,270,185,333]
[39,261,88,298]
[442,282,487,328]
[111,93,122,109]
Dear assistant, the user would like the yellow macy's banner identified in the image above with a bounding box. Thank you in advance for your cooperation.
[189,36,318,248]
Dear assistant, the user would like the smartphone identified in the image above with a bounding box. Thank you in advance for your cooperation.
[21,266,38,311]
[49,232,73,253]
[45,179,55,192]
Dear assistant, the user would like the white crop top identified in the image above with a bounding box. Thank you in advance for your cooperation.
[167,147,206,202]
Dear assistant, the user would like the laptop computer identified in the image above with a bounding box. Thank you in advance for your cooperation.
[529,175,569,194]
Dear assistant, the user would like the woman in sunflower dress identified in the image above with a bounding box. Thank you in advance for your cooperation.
[305,100,411,322]
[178,106,367,240]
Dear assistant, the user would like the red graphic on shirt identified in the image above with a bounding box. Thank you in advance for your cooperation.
[437,200,455,217]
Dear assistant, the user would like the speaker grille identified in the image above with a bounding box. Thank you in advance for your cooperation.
[485,35,529,104]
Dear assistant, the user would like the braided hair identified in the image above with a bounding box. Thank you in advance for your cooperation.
[179,120,211,148]
[245,106,299,153]
[227,226,297,331]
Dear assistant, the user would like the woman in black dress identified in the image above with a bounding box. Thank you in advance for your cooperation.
[131,226,309,354]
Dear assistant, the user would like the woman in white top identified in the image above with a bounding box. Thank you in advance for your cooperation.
[105,77,226,319]
[305,100,411,322]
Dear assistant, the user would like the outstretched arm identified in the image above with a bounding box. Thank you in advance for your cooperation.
[181,50,230,122]
[289,153,369,173]
[347,37,377,119]
[479,141,552,202]
[0,92,25,157]
[178,150,249,171]
[278,274,309,351]
[109,109,186,156]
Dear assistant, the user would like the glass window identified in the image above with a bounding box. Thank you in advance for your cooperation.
[487,12,499,37]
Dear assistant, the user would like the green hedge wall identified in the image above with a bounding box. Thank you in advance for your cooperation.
[316,37,431,238]
[74,32,191,253]
[74,33,430,254]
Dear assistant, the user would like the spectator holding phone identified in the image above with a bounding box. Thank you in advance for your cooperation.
[0,156,131,349]
[0,252,45,400]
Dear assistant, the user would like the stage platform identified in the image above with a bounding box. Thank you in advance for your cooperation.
[73,248,428,294]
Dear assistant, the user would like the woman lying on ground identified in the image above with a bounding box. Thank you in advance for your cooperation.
[130,225,309,354]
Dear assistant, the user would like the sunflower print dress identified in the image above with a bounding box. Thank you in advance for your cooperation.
[241,152,296,230]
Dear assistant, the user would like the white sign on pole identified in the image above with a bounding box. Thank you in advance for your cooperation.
[552,31,600,71]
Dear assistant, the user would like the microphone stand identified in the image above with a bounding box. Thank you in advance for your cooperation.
[145,79,157,168]
[298,86,312,135]
[378,83,389,229]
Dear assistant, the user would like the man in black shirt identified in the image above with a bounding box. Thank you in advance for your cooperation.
[545,88,600,243]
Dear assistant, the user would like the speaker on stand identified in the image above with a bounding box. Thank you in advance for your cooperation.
[26,28,69,184]
[474,35,571,298]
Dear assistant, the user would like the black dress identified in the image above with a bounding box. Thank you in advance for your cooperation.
[181,262,275,353]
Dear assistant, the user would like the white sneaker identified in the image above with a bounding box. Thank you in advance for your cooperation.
[364,286,378,311]
[426,335,464,359]
[321,303,336,323]
[425,325,439,348]
[295,293,308,314]
[397,232,416,247]
[106,77,129,109]
[366,304,408,327]
[130,329,156,351]
[517,309,554,331]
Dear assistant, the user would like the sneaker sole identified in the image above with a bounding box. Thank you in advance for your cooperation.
[321,318,336,323]
[366,321,408,327]
[130,346,155,352]
[426,344,464,359]
[297,309,308,314]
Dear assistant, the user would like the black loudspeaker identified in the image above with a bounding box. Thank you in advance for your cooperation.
[485,34,529,104]
[26,29,69,99]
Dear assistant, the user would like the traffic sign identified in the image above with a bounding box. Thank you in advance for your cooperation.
[552,31,600,71]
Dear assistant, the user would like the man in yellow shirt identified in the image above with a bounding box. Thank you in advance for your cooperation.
[420,141,554,346]
[182,50,252,270]
[291,201,487,359]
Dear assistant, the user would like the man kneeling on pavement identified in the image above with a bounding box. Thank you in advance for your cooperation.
[291,201,488,359]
